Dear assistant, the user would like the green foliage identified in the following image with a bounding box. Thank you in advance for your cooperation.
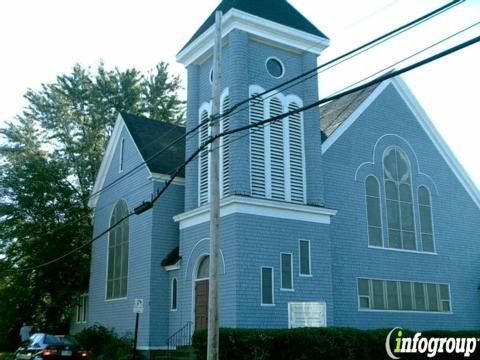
[0,62,184,349]
[75,325,132,360]
[192,328,480,360]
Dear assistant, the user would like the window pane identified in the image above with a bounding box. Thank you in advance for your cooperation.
[414,283,426,311]
[442,300,451,312]
[439,284,450,300]
[422,234,434,253]
[396,150,410,183]
[387,200,400,229]
[385,181,398,200]
[427,284,439,311]
[367,197,381,227]
[261,268,273,304]
[402,231,416,251]
[389,230,401,249]
[366,176,379,196]
[384,149,398,180]
[368,227,383,247]
[400,282,413,310]
[360,297,370,309]
[386,281,400,310]
[299,241,310,275]
[172,279,177,310]
[400,202,414,231]
[418,186,430,206]
[197,256,210,279]
[372,280,385,310]
[281,254,292,289]
[420,206,433,234]
[122,242,129,279]
[399,183,412,202]
[358,279,369,296]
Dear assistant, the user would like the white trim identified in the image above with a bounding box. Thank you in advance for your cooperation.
[173,196,337,230]
[163,262,181,271]
[136,346,170,351]
[364,175,384,248]
[298,239,312,277]
[368,245,437,255]
[184,239,226,280]
[324,77,480,208]
[322,80,391,154]
[265,56,285,79]
[261,266,275,306]
[177,8,329,66]
[89,114,153,208]
[280,252,294,291]
[417,184,436,253]
[149,173,185,186]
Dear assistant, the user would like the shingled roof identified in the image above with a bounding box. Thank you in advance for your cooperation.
[180,0,328,53]
[320,83,381,139]
[121,112,186,177]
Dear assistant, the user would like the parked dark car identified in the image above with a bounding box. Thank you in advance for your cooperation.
[15,333,88,359]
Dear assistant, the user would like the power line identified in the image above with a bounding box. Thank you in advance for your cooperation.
[6,33,477,275]
[219,0,463,121]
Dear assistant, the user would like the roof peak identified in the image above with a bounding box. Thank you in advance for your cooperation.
[179,0,328,55]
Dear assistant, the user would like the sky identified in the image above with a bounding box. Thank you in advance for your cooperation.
[0,0,479,188]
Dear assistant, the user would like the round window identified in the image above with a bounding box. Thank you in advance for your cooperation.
[266,57,284,78]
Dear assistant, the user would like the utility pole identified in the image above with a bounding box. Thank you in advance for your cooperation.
[207,10,222,360]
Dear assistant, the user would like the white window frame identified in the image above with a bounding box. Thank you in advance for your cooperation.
[280,252,294,291]
[261,266,275,306]
[265,56,285,79]
[417,185,436,253]
[76,294,88,324]
[298,239,312,277]
[357,277,452,314]
[171,278,178,311]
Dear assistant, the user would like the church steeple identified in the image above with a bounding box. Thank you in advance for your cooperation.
[179,0,327,211]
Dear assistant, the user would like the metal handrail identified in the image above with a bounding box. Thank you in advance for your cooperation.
[166,321,193,351]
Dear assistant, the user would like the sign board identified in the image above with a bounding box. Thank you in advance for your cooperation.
[288,302,326,328]
[133,298,144,314]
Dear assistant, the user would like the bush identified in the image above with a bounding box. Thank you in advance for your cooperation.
[192,327,480,360]
[75,325,133,360]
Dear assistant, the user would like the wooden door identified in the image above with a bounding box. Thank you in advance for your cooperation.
[195,280,209,330]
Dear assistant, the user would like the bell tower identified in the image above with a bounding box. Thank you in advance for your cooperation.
[177,0,329,211]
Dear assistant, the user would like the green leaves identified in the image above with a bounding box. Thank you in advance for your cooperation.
[0,61,184,347]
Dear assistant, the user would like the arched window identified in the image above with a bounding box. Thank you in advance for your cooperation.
[220,95,231,197]
[418,186,435,252]
[106,200,129,299]
[171,278,178,310]
[288,102,305,203]
[197,256,210,280]
[383,148,416,250]
[365,176,383,247]
[250,93,266,198]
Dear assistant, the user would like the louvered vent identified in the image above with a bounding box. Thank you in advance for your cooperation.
[250,93,266,198]
[221,96,231,197]
[288,102,305,203]
[199,110,209,206]
[269,97,285,201]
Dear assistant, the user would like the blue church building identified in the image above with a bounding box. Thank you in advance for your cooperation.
[74,0,480,352]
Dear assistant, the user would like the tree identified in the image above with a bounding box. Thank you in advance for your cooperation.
[0,62,184,349]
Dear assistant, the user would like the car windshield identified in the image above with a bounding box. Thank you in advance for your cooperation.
[56,335,78,345]
[44,334,62,345]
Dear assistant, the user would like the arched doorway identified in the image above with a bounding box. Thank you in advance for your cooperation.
[195,256,209,330]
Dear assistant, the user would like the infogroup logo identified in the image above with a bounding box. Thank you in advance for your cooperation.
[385,327,479,359]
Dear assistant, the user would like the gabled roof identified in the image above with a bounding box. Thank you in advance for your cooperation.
[320,83,381,138]
[321,77,480,209]
[121,112,185,176]
[89,113,185,208]
[180,0,328,53]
